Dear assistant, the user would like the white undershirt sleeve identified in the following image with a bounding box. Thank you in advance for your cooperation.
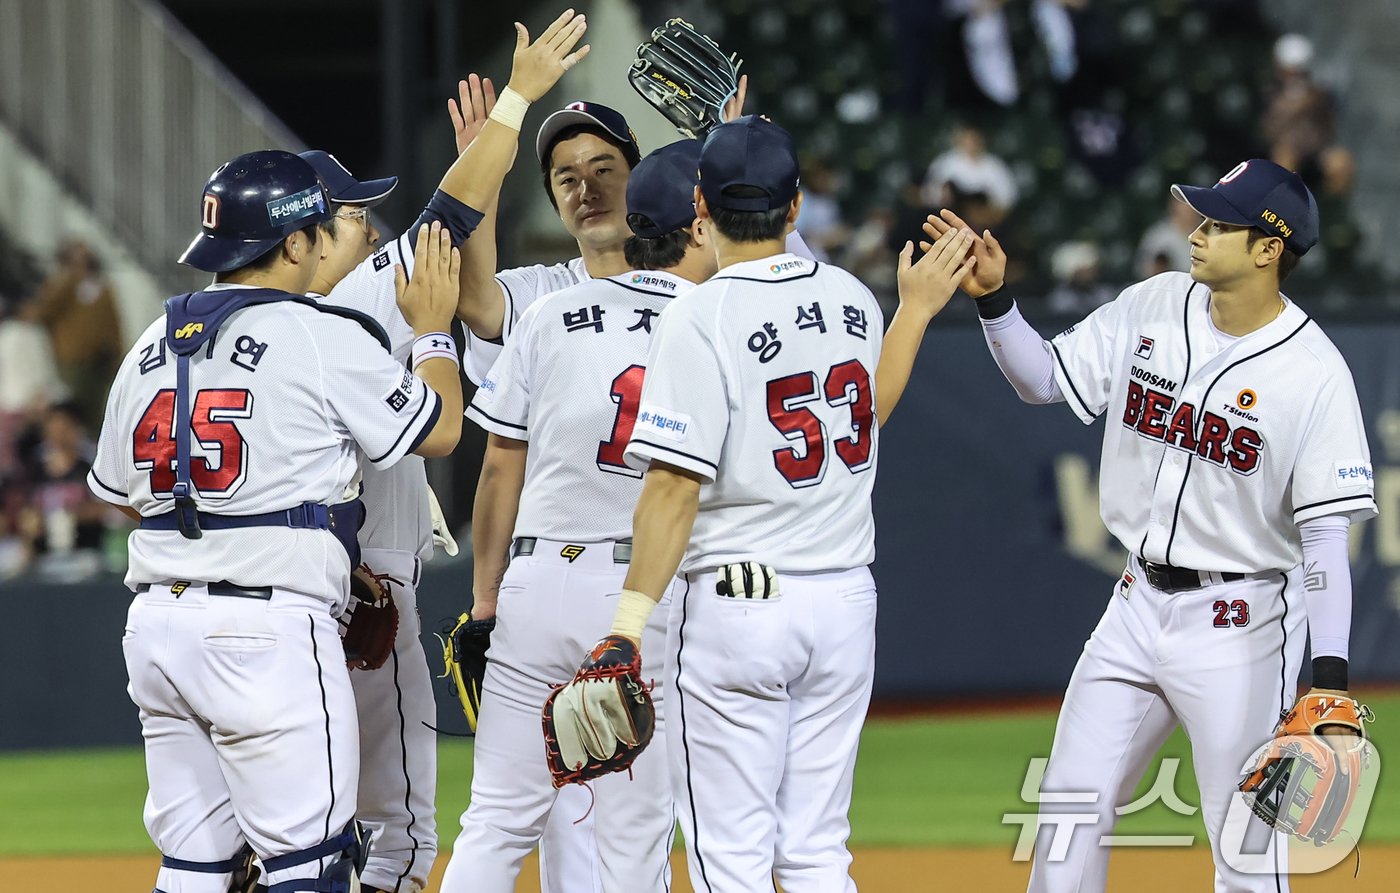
[978,302,1064,405]
[1298,514,1352,660]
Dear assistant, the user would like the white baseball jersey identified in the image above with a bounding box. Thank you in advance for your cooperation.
[463,258,590,385]
[624,253,883,574]
[466,270,690,541]
[1051,271,1377,573]
[88,287,440,602]
[322,232,438,559]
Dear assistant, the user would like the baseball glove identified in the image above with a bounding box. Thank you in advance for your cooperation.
[629,18,742,139]
[542,635,655,788]
[1239,692,1375,845]
[340,565,400,671]
[435,612,495,733]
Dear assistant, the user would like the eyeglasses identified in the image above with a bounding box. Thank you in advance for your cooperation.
[334,206,371,224]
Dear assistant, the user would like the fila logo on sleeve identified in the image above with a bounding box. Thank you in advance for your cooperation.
[1135,336,1154,359]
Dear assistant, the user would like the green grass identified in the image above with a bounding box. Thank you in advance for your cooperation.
[4,696,1396,856]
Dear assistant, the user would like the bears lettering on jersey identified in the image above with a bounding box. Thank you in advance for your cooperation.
[1122,379,1263,475]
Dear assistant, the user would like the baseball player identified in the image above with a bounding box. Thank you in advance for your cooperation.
[549,116,973,893]
[87,151,465,893]
[448,73,810,387]
[298,15,591,891]
[439,138,715,893]
[926,159,1376,891]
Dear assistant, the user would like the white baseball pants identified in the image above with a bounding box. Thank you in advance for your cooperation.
[1028,557,1306,893]
[668,566,877,893]
[439,538,676,893]
[123,584,359,892]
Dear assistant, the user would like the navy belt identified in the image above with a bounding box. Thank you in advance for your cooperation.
[137,581,272,600]
[141,499,365,568]
[1140,559,1245,593]
[141,502,333,533]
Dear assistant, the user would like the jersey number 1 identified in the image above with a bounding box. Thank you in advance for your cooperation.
[133,388,253,496]
[597,365,646,478]
[767,359,874,487]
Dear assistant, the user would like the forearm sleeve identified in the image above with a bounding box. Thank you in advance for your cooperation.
[1299,514,1352,661]
[977,299,1063,405]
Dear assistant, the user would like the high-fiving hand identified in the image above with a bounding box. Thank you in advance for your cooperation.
[395,221,461,336]
[896,225,977,323]
[447,73,496,156]
[921,209,1007,298]
[507,9,591,103]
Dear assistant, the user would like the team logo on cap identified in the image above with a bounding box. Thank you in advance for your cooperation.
[202,194,220,229]
[1237,389,1258,410]
[1219,160,1249,184]
[566,100,588,111]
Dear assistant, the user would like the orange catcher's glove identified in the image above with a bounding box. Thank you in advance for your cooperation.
[1239,692,1374,845]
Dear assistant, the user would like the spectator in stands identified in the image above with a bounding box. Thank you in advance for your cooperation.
[1135,197,1202,279]
[1262,34,1355,197]
[921,124,1018,227]
[16,401,109,581]
[24,239,123,430]
[0,293,66,477]
[1046,240,1114,316]
[794,156,850,262]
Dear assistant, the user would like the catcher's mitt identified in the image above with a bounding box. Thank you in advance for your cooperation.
[1239,692,1375,845]
[542,635,655,788]
[340,565,400,671]
[435,612,495,734]
[629,18,742,139]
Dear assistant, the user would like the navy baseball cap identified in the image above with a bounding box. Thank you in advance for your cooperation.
[179,150,332,273]
[1171,159,1319,255]
[626,140,702,239]
[298,150,398,207]
[535,101,643,170]
[698,116,800,212]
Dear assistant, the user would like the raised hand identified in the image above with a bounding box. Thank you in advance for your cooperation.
[395,222,462,336]
[897,227,977,322]
[447,73,496,156]
[921,209,1007,298]
[507,9,591,103]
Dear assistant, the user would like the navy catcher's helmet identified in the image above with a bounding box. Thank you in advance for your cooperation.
[179,150,332,273]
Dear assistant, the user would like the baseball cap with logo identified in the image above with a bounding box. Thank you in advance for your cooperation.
[698,116,800,212]
[535,101,643,172]
[1171,159,1319,255]
[298,150,398,207]
[626,139,702,239]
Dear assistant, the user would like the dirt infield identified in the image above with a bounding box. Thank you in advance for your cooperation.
[7,845,1394,891]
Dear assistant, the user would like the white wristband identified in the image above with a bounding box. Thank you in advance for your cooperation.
[412,332,459,369]
[487,86,531,132]
[610,588,658,642]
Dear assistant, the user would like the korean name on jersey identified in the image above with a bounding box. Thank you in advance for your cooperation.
[623,255,885,575]
[466,270,687,543]
[88,300,440,603]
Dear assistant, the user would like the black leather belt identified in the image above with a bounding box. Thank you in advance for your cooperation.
[511,537,632,564]
[137,581,273,600]
[1140,560,1245,593]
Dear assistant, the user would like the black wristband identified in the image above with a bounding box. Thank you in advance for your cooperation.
[975,290,1014,321]
[1312,655,1348,691]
